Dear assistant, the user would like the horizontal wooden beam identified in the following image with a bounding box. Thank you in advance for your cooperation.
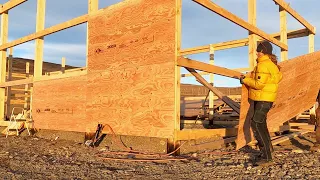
[273,0,315,34]
[181,119,239,125]
[180,39,248,55]
[178,57,241,79]
[191,137,236,150]
[180,28,307,56]
[45,67,87,76]
[271,28,309,40]
[0,0,27,14]
[0,78,33,88]
[181,67,250,77]
[0,14,89,51]
[181,95,241,101]
[0,70,87,87]
[271,131,309,146]
[193,0,288,50]
[176,128,238,140]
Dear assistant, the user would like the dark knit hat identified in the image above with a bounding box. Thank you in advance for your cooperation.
[257,41,273,55]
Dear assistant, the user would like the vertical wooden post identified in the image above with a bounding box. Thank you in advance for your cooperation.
[309,33,316,123]
[0,11,9,120]
[209,44,214,120]
[280,7,288,61]
[34,0,46,78]
[61,57,66,74]
[6,47,13,118]
[24,62,30,110]
[171,0,182,154]
[86,0,99,67]
[248,0,257,70]
[309,34,315,53]
[30,87,33,116]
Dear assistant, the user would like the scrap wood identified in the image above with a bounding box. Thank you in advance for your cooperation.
[1,122,24,136]
[191,136,236,151]
[271,131,310,146]
[100,157,189,162]
[290,125,315,131]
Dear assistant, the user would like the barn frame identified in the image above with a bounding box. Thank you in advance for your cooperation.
[0,0,316,152]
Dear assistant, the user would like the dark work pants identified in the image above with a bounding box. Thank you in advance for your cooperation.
[315,106,320,144]
[249,100,273,161]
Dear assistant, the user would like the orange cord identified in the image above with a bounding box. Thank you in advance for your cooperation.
[97,124,191,162]
[101,157,188,162]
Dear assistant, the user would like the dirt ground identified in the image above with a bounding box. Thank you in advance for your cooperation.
[0,130,319,179]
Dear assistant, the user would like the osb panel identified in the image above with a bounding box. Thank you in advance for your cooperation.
[32,76,89,132]
[237,51,320,150]
[86,0,177,138]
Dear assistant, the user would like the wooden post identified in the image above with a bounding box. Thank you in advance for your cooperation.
[61,57,66,74]
[86,0,99,67]
[248,0,257,70]
[24,62,30,110]
[309,34,315,53]
[6,47,13,118]
[30,87,33,116]
[280,7,288,61]
[309,33,316,123]
[34,0,46,78]
[170,0,182,154]
[209,44,214,120]
[0,11,9,120]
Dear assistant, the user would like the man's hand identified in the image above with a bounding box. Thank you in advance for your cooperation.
[240,75,245,84]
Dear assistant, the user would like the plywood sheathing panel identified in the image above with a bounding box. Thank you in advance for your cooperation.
[86,0,177,138]
[33,75,88,132]
[88,0,176,71]
[237,51,320,150]
[86,63,175,138]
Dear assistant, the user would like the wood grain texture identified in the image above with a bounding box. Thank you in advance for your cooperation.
[31,0,178,138]
[88,0,176,71]
[237,51,320,150]
[32,0,177,138]
[86,0,177,138]
[86,63,175,137]
[32,75,88,132]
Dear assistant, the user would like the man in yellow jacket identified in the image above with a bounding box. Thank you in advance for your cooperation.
[240,41,283,166]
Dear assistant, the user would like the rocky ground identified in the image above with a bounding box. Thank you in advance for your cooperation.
[0,132,319,179]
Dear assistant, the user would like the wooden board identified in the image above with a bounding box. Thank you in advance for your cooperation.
[237,51,320,150]
[86,0,177,138]
[32,0,178,138]
[32,75,88,132]
[86,63,175,138]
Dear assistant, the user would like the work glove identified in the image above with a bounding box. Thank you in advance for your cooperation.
[240,75,245,84]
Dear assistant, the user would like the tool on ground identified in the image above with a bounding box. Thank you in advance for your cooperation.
[85,123,106,147]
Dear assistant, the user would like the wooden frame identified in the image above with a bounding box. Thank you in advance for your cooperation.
[0,0,316,153]
[0,0,97,119]
[193,0,288,50]
[178,0,315,143]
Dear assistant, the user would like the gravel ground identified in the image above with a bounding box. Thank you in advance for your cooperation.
[0,132,319,179]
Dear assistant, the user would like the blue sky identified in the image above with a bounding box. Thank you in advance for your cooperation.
[0,0,319,87]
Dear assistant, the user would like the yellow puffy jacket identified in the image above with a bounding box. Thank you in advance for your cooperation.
[243,55,282,102]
